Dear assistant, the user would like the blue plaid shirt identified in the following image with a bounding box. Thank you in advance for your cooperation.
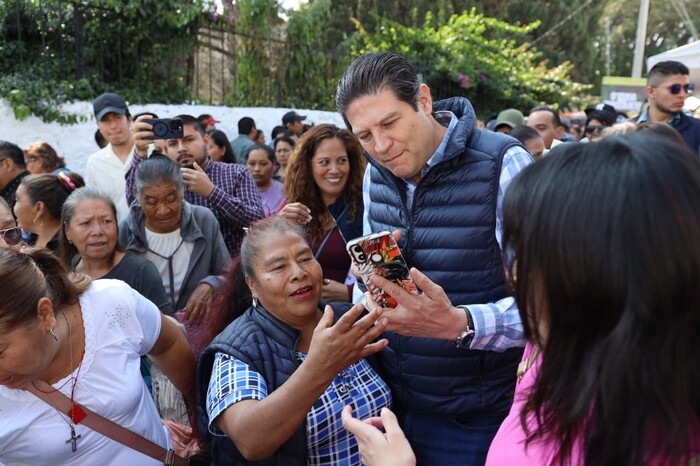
[207,352,392,465]
[126,153,264,254]
[362,112,532,352]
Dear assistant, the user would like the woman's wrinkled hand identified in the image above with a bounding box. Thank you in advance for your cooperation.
[277,202,312,224]
[183,283,213,325]
[305,303,388,377]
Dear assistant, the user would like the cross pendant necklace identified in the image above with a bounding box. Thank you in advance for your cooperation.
[66,425,82,453]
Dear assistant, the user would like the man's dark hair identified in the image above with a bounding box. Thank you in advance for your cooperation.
[647,60,690,85]
[271,125,285,140]
[238,117,256,135]
[509,125,541,145]
[174,114,204,135]
[336,52,423,130]
[529,105,562,128]
[0,141,25,167]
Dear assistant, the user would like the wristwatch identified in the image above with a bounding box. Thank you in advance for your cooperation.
[455,305,475,349]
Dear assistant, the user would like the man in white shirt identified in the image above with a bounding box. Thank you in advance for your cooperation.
[86,93,134,220]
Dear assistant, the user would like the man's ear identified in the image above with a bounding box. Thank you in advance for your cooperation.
[417,83,433,115]
[645,85,655,101]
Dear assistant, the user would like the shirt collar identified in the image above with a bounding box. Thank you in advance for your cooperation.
[414,111,458,182]
[638,108,682,126]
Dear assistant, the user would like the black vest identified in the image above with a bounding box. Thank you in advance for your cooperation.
[368,97,524,417]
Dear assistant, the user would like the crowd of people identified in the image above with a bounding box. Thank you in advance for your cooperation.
[0,53,698,466]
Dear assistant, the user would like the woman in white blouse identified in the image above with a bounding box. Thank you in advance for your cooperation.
[0,247,196,465]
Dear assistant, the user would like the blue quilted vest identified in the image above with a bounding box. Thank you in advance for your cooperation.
[197,305,308,466]
[368,97,524,417]
[197,301,364,465]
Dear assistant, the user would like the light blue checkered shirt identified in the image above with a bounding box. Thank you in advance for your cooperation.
[206,352,392,465]
[362,111,532,352]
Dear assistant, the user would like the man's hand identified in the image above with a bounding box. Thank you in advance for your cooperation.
[365,267,467,340]
[132,114,156,157]
[181,162,215,197]
[341,406,416,466]
[183,283,214,325]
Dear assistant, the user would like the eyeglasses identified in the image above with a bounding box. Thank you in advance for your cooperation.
[24,156,39,164]
[0,227,22,246]
[655,83,695,95]
[585,126,603,135]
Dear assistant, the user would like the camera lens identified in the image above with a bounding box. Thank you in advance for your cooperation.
[353,245,363,252]
[152,122,168,137]
[358,254,366,261]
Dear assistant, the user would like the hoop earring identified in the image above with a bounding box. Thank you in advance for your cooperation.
[50,327,59,341]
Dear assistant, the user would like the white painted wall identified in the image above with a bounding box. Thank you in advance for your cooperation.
[0,99,345,176]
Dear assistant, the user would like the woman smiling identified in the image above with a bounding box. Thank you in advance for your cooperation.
[278,124,365,302]
[197,217,391,465]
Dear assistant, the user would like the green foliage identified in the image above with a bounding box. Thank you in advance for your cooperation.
[283,0,354,109]
[0,0,202,123]
[602,0,700,79]
[0,65,95,124]
[230,0,282,106]
[354,9,591,115]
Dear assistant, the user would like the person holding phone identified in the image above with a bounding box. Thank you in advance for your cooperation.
[196,216,391,465]
[127,114,264,255]
[342,134,700,466]
[278,124,366,302]
[335,52,533,464]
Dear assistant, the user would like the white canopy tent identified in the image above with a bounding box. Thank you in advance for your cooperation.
[646,40,700,87]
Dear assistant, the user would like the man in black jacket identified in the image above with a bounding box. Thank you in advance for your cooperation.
[639,60,700,154]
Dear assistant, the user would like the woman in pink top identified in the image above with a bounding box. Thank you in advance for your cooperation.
[343,133,700,466]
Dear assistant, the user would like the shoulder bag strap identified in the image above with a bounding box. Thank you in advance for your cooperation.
[26,381,188,466]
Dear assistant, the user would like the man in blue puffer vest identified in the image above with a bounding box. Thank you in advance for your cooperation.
[336,52,533,465]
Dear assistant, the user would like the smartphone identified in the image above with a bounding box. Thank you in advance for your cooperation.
[346,231,417,308]
[143,118,184,140]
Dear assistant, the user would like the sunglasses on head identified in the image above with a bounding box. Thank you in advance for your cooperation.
[657,83,695,95]
[0,227,22,246]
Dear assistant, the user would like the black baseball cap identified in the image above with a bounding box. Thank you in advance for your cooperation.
[93,93,129,121]
[282,111,306,126]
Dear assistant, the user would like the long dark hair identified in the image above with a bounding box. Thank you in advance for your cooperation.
[206,129,236,164]
[502,134,700,465]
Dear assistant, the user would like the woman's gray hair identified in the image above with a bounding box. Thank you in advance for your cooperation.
[240,216,308,279]
[59,186,124,265]
[134,155,184,197]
